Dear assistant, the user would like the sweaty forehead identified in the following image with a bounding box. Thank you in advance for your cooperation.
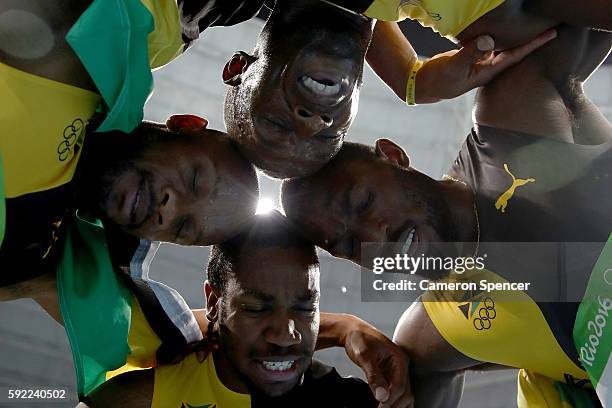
[330,148,384,173]
[230,247,319,297]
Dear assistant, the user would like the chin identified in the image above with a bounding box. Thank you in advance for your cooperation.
[257,380,300,398]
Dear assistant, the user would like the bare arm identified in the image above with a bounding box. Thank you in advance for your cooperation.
[393,302,480,407]
[365,21,556,105]
[366,21,418,102]
[316,312,357,349]
[0,0,95,90]
[82,368,154,408]
[524,0,612,31]
[316,312,413,407]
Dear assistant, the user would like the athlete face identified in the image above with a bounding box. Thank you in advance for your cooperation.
[208,246,320,397]
[223,0,373,178]
[282,140,457,266]
[88,116,259,245]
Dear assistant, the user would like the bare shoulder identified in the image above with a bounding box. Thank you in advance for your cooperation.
[0,0,95,89]
[0,0,87,55]
[83,369,154,408]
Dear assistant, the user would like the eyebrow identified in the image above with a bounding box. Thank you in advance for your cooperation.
[238,288,320,304]
[239,289,275,303]
[297,289,320,304]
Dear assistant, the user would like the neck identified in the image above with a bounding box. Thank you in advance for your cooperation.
[266,0,374,52]
[212,349,249,394]
[438,178,477,245]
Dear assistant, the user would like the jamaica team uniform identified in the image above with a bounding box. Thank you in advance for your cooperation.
[424,125,612,407]
[328,0,504,38]
[153,357,377,408]
[0,0,264,399]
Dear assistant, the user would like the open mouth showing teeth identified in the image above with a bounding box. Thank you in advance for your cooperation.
[399,228,416,255]
[261,360,295,372]
[300,75,341,96]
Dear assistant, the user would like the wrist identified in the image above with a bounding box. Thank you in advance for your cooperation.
[405,59,424,105]
[338,314,375,349]
[318,312,360,349]
[413,59,443,104]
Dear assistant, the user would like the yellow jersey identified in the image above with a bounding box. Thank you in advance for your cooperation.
[0,62,100,198]
[152,353,251,408]
[423,268,599,407]
[341,0,506,38]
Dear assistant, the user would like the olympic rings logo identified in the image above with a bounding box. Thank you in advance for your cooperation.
[604,268,612,286]
[57,119,85,162]
[473,297,496,331]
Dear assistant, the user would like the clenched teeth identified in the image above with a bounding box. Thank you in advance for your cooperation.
[401,228,416,255]
[301,76,341,96]
[261,360,295,371]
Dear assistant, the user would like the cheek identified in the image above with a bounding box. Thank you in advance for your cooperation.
[305,316,320,347]
[220,317,257,354]
[240,76,266,119]
[224,314,262,341]
[136,156,174,180]
[216,159,257,208]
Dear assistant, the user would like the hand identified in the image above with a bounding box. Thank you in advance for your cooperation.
[416,29,557,103]
[342,317,413,408]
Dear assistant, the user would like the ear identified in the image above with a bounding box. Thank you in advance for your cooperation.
[222,51,255,86]
[204,280,221,323]
[166,114,208,132]
[375,138,410,169]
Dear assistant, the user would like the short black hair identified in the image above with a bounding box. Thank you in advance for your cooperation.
[207,210,318,291]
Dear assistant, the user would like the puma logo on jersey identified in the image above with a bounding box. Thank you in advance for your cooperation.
[495,164,535,213]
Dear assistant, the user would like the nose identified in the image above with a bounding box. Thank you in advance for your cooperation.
[264,314,302,348]
[291,105,333,136]
[157,186,178,229]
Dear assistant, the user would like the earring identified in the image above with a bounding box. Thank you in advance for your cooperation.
[206,321,219,345]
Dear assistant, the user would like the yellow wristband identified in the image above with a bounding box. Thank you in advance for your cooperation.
[405,59,425,106]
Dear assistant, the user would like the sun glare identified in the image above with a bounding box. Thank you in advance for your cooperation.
[256,197,275,214]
